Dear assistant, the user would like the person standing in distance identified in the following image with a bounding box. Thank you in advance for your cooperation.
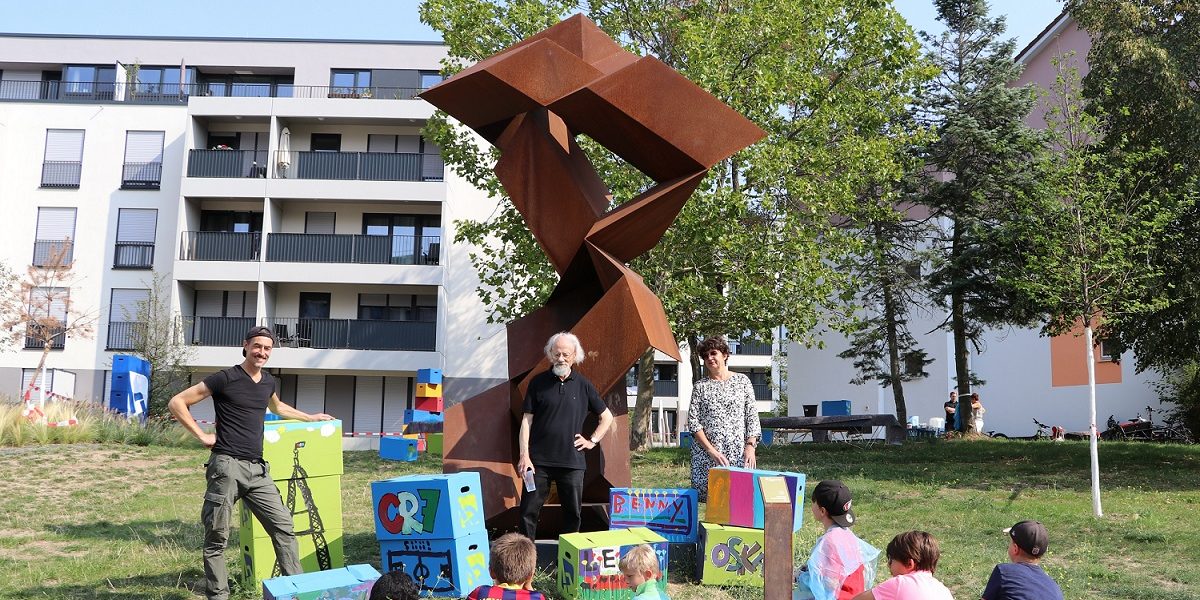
[168,326,334,600]
[517,331,614,539]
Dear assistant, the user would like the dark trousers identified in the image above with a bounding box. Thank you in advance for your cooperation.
[518,465,584,539]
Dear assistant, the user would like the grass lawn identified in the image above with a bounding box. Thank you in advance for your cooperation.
[0,438,1197,599]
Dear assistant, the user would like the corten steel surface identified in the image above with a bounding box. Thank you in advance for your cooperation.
[422,14,765,534]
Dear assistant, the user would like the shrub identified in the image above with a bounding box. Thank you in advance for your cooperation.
[0,398,197,447]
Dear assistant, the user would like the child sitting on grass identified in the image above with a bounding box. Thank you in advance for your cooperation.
[369,571,420,600]
[850,531,952,600]
[620,543,669,599]
[795,480,880,600]
[981,520,1064,600]
[468,532,545,599]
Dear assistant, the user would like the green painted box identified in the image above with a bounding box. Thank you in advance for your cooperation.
[262,420,344,480]
[239,474,343,539]
[697,522,764,587]
[426,432,443,456]
[558,527,668,600]
[240,525,345,587]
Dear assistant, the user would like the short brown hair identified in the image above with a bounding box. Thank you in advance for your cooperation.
[618,544,660,578]
[490,533,536,585]
[697,336,730,358]
[885,531,941,573]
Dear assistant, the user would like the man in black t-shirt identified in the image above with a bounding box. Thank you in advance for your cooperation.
[168,326,333,600]
[517,331,614,539]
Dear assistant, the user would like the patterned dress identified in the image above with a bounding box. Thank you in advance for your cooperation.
[687,372,762,500]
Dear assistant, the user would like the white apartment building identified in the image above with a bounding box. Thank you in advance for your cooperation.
[0,33,509,445]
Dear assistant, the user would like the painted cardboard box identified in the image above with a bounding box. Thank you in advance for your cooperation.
[416,382,443,397]
[417,368,443,384]
[240,474,344,539]
[415,396,444,413]
[378,530,490,597]
[380,436,419,462]
[425,433,443,456]
[608,488,699,543]
[241,526,345,588]
[558,527,668,600]
[705,467,806,532]
[262,419,344,480]
[371,472,485,540]
[262,563,380,600]
[404,409,443,425]
[697,522,764,587]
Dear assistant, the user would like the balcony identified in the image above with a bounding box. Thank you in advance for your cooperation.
[187,150,268,178]
[24,324,66,350]
[267,317,435,351]
[122,162,163,190]
[731,339,773,355]
[179,231,262,262]
[265,234,440,265]
[290,85,423,100]
[40,161,82,188]
[106,321,146,351]
[0,81,295,104]
[114,242,155,269]
[750,382,771,401]
[32,240,74,267]
[278,151,443,182]
[185,316,256,347]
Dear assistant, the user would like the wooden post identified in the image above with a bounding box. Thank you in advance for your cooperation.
[760,475,793,600]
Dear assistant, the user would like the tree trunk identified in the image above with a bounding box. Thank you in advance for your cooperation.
[1084,319,1103,517]
[629,347,657,451]
[951,224,973,432]
[881,270,907,425]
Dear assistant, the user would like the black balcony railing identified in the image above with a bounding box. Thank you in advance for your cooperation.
[187,149,268,178]
[0,81,296,103]
[265,233,440,265]
[122,162,163,189]
[25,324,67,350]
[654,380,680,397]
[33,240,74,267]
[750,382,772,401]
[106,321,146,351]
[278,151,444,182]
[114,242,155,269]
[266,317,436,351]
[40,161,82,188]
[290,85,424,100]
[179,231,262,261]
[731,339,773,355]
[185,316,256,347]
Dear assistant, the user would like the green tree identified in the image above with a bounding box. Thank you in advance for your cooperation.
[420,0,932,447]
[916,0,1046,430]
[121,272,195,417]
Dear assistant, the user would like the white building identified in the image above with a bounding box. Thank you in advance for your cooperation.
[0,33,509,446]
[786,13,1163,438]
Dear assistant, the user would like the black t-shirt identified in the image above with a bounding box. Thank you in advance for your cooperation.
[204,365,277,462]
[522,369,607,470]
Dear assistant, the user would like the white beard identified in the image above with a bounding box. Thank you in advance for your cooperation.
[552,363,571,378]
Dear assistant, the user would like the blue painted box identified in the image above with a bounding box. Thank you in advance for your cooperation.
[379,436,418,462]
[262,564,380,600]
[405,409,444,424]
[679,431,693,448]
[379,530,489,597]
[821,400,852,416]
[705,467,806,533]
[417,368,443,384]
[608,488,699,543]
[371,472,485,540]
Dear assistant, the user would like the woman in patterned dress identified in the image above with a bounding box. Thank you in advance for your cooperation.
[686,335,762,500]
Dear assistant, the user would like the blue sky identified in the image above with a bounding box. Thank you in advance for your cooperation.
[0,0,1064,52]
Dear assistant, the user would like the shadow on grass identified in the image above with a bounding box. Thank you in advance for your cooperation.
[7,569,205,600]
[636,439,1200,493]
[44,518,202,548]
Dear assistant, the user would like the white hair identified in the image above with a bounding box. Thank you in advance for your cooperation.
[545,331,585,363]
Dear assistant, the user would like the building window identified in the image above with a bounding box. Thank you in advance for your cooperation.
[115,208,157,269]
[63,65,116,98]
[41,129,84,188]
[122,130,164,189]
[357,294,437,322]
[34,207,77,267]
[107,288,150,350]
[25,286,69,349]
[362,214,441,265]
[330,70,371,96]
[419,71,443,89]
[1099,339,1120,362]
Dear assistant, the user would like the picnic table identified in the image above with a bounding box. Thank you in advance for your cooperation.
[760,414,905,445]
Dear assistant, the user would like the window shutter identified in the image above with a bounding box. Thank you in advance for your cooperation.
[305,212,336,234]
[398,135,421,153]
[32,287,70,321]
[109,288,149,322]
[124,131,164,163]
[367,134,397,153]
[353,376,384,434]
[36,207,77,240]
[22,369,53,394]
[44,129,84,162]
[382,376,409,432]
[116,208,157,243]
[296,375,325,415]
[195,290,224,317]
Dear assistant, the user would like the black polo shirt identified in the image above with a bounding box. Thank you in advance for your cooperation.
[523,369,607,470]
[204,365,277,462]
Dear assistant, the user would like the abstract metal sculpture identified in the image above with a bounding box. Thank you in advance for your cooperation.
[421,14,765,535]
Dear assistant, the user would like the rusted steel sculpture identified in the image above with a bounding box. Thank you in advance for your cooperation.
[421,14,764,536]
